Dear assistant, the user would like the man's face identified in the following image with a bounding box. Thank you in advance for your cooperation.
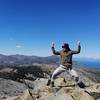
[62,47,67,52]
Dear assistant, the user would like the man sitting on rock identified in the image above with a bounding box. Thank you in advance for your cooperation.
[47,41,85,88]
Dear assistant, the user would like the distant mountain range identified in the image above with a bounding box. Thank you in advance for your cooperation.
[0,54,100,69]
[0,54,60,66]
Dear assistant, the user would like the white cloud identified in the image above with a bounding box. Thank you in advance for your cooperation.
[16,45,22,48]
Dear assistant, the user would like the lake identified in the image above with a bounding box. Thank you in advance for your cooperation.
[79,61,100,70]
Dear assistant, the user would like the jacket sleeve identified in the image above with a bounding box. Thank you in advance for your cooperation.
[51,47,60,55]
[71,45,81,54]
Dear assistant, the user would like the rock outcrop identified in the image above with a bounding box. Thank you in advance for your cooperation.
[5,78,100,100]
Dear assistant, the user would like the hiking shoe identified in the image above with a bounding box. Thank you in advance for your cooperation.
[47,79,51,86]
[75,77,79,82]
[77,82,86,88]
[51,81,54,87]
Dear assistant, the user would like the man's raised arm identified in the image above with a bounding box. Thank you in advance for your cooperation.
[71,41,81,54]
[51,42,60,55]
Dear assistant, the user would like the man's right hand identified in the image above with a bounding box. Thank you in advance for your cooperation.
[52,42,55,47]
[77,41,80,46]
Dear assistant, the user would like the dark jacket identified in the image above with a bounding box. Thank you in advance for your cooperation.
[51,45,81,66]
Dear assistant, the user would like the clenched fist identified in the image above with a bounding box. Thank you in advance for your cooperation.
[52,42,55,47]
[77,41,80,46]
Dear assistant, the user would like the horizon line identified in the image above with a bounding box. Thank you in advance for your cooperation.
[0,53,100,59]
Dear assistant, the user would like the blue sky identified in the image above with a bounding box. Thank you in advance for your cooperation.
[0,0,100,58]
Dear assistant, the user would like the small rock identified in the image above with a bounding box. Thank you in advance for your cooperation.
[54,78,66,87]
[5,96,21,100]
[43,92,74,100]
[80,91,95,100]
[21,89,34,100]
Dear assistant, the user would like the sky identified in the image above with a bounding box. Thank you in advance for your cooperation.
[0,0,100,58]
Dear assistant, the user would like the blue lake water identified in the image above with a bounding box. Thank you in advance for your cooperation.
[79,61,100,70]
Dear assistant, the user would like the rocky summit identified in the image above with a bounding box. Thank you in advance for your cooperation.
[0,63,100,100]
[5,78,100,100]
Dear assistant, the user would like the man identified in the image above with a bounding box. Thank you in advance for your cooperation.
[47,41,85,88]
